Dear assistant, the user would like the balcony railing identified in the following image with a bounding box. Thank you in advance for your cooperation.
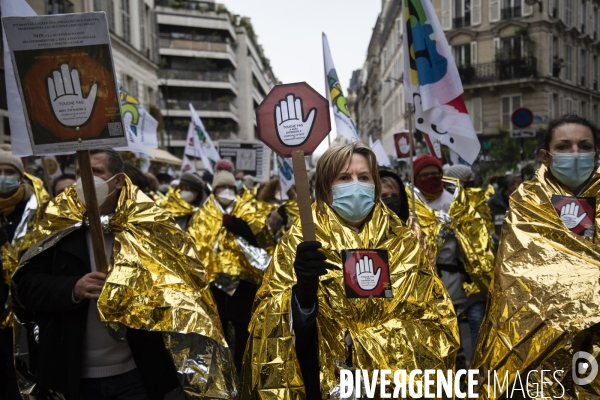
[164,99,235,112]
[501,6,521,19]
[458,57,537,85]
[453,15,471,29]
[155,0,216,11]
[159,69,235,84]
[159,38,231,53]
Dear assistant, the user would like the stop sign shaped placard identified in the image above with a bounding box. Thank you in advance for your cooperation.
[256,82,331,157]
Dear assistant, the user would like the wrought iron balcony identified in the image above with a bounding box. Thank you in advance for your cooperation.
[453,15,471,29]
[458,57,537,85]
[501,6,521,19]
[159,69,235,84]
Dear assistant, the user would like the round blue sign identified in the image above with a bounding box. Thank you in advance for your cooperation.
[511,108,534,129]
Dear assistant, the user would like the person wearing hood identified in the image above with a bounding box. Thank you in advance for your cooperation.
[487,173,522,236]
[11,149,237,399]
[378,167,410,223]
[0,147,49,400]
[187,160,279,373]
[156,172,206,230]
[409,155,495,367]
[472,114,600,398]
[241,142,459,399]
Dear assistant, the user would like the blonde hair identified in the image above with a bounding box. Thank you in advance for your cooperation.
[380,176,400,196]
[314,141,381,212]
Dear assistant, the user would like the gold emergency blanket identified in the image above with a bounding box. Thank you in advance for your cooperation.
[465,186,495,233]
[0,173,49,328]
[155,187,196,218]
[471,165,600,399]
[406,179,495,297]
[14,177,237,399]
[187,191,276,286]
[240,202,459,399]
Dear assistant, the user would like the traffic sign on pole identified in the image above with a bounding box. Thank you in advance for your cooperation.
[510,129,537,138]
[511,108,534,129]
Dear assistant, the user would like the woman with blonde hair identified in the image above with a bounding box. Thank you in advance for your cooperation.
[241,141,459,399]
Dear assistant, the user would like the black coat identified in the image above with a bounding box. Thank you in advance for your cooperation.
[12,228,179,400]
[488,190,510,236]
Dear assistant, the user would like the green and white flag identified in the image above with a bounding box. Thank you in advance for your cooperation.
[322,33,360,143]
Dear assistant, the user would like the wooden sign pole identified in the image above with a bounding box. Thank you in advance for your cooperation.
[291,150,315,241]
[77,150,109,274]
[40,156,54,197]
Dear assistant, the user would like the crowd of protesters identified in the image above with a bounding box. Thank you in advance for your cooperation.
[0,114,599,399]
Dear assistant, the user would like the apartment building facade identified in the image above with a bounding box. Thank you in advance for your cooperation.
[155,0,276,159]
[353,0,600,158]
[0,0,159,145]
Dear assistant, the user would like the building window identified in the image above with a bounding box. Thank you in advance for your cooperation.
[453,44,471,66]
[581,101,587,117]
[500,36,522,60]
[580,49,586,86]
[566,0,573,26]
[122,0,131,43]
[548,93,555,120]
[566,98,573,114]
[94,0,115,30]
[47,0,74,14]
[566,44,572,81]
[139,0,146,50]
[594,56,598,90]
[454,0,472,28]
[501,0,521,19]
[501,95,522,128]
[594,104,599,124]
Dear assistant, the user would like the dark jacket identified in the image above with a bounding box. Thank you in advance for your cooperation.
[488,190,510,236]
[11,228,179,400]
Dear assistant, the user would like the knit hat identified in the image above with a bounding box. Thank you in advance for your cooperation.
[413,155,442,178]
[0,145,24,177]
[202,171,213,183]
[179,172,205,193]
[444,165,473,181]
[212,160,236,189]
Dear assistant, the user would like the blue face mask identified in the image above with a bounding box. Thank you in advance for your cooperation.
[0,175,20,194]
[236,180,244,190]
[158,184,170,194]
[549,152,596,188]
[331,181,375,223]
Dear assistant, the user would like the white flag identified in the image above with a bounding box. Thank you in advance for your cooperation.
[138,153,151,173]
[181,155,197,174]
[322,33,361,143]
[119,83,159,148]
[369,135,392,167]
[189,104,220,162]
[184,122,213,173]
[2,0,35,157]
[276,155,295,196]
[402,0,480,164]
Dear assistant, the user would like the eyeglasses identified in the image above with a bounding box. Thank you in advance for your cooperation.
[417,171,441,179]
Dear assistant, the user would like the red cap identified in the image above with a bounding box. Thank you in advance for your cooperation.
[413,155,442,178]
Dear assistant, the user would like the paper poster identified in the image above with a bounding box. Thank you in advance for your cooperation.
[341,249,392,299]
[218,140,271,182]
[2,12,126,154]
[551,195,596,237]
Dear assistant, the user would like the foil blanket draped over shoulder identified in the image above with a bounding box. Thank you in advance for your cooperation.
[465,186,495,233]
[406,178,496,298]
[155,187,196,218]
[472,165,600,399]
[240,202,459,399]
[13,178,237,399]
[186,190,277,287]
[0,173,49,329]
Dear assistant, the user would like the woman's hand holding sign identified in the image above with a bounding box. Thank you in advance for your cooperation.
[47,63,98,127]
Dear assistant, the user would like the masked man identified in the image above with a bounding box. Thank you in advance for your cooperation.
[11,149,236,400]
[187,160,279,373]
[157,172,207,230]
[0,146,49,400]
[409,155,495,365]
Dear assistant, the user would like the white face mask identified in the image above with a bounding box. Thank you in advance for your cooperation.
[180,190,195,204]
[216,188,236,206]
[75,175,117,208]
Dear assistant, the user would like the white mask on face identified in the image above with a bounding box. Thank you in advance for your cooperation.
[180,190,195,204]
[216,188,236,206]
[75,175,117,208]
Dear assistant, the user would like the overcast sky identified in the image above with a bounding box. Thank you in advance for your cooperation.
[223,0,382,98]
[223,0,382,156]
